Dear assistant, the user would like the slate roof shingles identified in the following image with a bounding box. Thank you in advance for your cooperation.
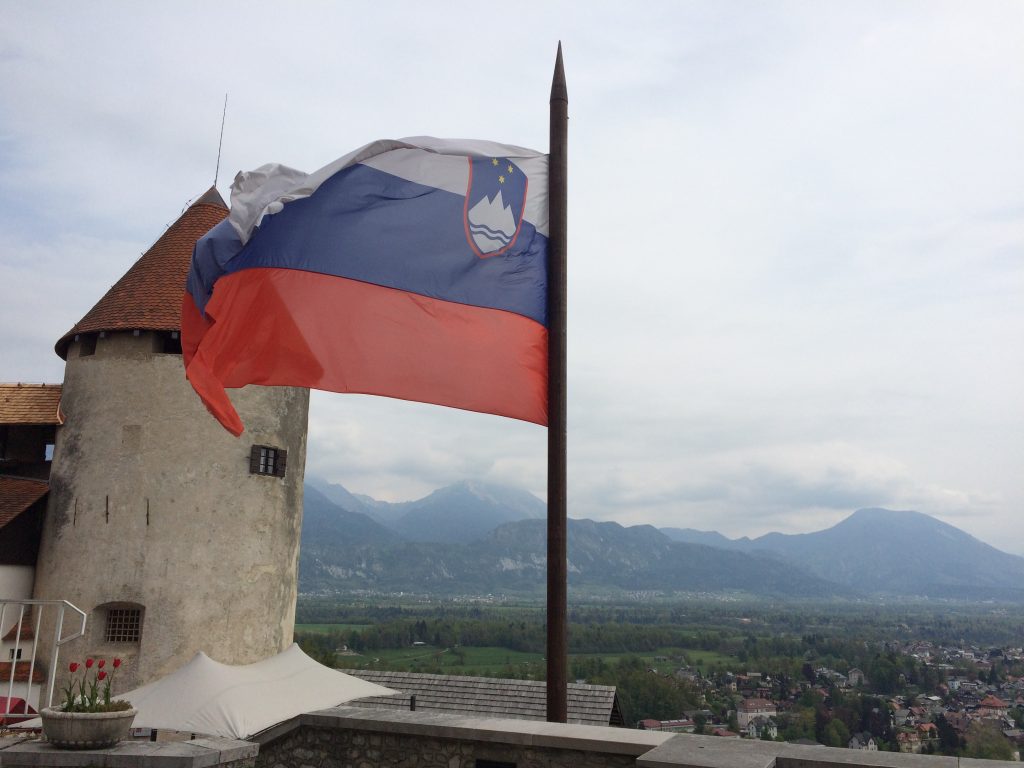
[346,669,621,727]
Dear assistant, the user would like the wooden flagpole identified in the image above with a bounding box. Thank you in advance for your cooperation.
[546,42,568,724]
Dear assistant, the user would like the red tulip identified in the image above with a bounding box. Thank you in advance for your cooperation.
[98,659,106,669]
[69,662,80,673]
[97,670,107,681]
[113,658,122,668]
[85,658,94,669]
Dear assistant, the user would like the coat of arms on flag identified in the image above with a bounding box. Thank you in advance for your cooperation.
[464,156,528,258]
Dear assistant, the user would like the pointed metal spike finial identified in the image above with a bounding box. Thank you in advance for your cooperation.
[550,42,568,103]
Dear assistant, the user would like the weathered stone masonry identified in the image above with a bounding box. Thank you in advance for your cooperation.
[258,726,637,768]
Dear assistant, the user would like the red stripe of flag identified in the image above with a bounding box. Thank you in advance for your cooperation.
[183,268,548,435]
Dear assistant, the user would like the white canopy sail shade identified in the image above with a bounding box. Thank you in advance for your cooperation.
[118,644,394,739]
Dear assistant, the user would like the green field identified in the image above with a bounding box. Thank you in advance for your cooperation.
[334,645,544,676]
[295,623,372,634]
[329,643,737,677]
[681,649,737,668]
[571,647,737,669]
[296,622,738,676]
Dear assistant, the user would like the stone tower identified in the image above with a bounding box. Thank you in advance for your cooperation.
[32,188,309,692]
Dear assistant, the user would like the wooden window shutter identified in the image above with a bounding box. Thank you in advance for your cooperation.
[276,449,288,478]
[249,445,261,474]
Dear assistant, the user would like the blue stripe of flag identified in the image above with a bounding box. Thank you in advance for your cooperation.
[188,163,548,328]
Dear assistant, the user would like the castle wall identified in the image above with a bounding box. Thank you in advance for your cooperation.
[32,331,309,693]
[0,566,35,608]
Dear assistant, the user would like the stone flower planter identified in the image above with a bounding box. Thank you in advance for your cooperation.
[40,707,137,749]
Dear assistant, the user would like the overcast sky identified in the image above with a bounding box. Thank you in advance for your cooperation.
[2,2,1022,553]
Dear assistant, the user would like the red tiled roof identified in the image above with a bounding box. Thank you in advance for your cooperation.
[0,662,46,684]
[0,477,48,530]
[0,384,63,425]
[55,188,228,359]
[2,608,34,642]
[739,698,775,711]
[979,695,1008,708]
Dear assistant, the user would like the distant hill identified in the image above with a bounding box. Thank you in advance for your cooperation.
[297,483,847,598]
[661,528,740,549]
[392,480,545,544]
[664,507,1024,601]
[306,477,545,544]
[299,485,403,587]
[485,518,845,598]
[306,477,375,516]
[300,481,1024,602]
[302,485,396,546]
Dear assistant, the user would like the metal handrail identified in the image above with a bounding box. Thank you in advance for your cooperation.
[0,599,87,718]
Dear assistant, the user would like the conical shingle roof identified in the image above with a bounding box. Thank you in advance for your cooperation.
[55,188,228,359]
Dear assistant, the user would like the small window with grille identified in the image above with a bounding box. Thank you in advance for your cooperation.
[105,608,142,643]
[250,445,287,478]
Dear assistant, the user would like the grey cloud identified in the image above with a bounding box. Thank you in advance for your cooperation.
[2,3,1022,555]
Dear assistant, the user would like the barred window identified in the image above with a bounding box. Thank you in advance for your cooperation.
[249,445,287,478]
[105,608,142,643]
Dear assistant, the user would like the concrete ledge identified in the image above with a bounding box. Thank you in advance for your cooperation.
[639,733,975,768]
[638,734,777,768]
[298,705,672,756]
[0,737,257,768]
[776,744,960,768]
[248,718,301,748]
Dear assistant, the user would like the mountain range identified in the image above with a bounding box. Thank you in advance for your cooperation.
[308,477,544,544]
[299,478,1024,602]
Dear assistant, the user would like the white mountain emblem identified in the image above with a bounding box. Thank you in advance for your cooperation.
[467,190,516,255]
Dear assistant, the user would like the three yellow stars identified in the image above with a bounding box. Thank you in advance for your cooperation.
[491,158,514,184]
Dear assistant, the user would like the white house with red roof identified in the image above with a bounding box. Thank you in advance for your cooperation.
[737,697,777,728]
[978,694,1009,719]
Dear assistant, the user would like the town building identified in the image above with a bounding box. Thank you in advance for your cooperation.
[737,697,777,728]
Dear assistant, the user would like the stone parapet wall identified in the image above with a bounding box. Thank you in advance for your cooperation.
[255,707,1012,768]
[255,707,666,768]
[0,735,257,768]
[259,725,636,768]
[2,708,1011,768]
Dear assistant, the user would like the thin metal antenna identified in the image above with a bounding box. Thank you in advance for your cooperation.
[214,93,228,187]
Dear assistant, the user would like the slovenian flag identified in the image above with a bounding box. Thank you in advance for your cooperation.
[182,138,549,436]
